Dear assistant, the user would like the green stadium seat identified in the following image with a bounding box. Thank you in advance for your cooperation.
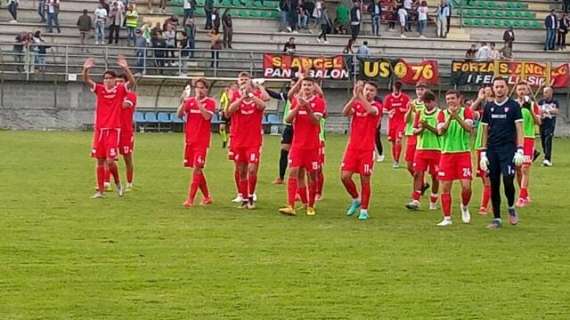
[472,18,481,26]
[173,7,183,15]
[512,11,522,18]
[504,11,513,18]
[513,20,522,28]
[482,19,492,27]
[521,20,531,28]
[264,1,276,8]
[492,19,502,27]
[221,0,232,7]
[495,11,504,18]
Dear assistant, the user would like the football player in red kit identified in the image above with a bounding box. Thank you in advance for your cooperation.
[383,81,410,168]
[116,74,137,191]
[177,78,216,207]
[227,81,267,209]
[226,72,269,203]
[279,77,326,216]
[341,81,382,221]
[83,56,135,199]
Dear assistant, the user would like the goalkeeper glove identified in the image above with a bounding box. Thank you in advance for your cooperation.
[513,148,525,166]
[480,151,489,172]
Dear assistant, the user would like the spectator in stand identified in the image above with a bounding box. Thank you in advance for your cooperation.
[151,22,162,36]
[356,40,370,59]
[108,1,123,44]
[545,9,558,51]
[164,24,176,66]
[184,18,196,57]
[335,3,350,34]
[343,38,355,78]
[417,1,428,38]
[369,0,382,36]
[212,8,221,33]
[14,32,30,72]
[141,23,152,45]
[283,37,296,54]
[77,10,93,49]
[403,0,413,31]
[350,1,361,40]
[126,4,139,46]
[387,1,397,30]
[445,0,452,34]
[316,3,332,43]
[100,0,110,14]
[279,0,289,32]
[334,17,347,34]
[288,0,299,33]
[151,31,166,74]
[46,0,61,33]
[159,0,167,14]
[32,30,50,73]
[313,0,323,25]
[298,5,309,31]
[500,44,512,60]
[135,29,147,75]
[489,42,501,60]
[39,0,46,23]
[7,0,18,23]
[476,42,491,60]
[557,12,568,50]
[563,0,569,13]
[398,5,408,38]
[465,43,477,60]
[163,15,179,31]
[183,0,197,26]
[436,0,450,38]
[209,29,222,68]
[222,8,233,49]
[503,26,515,51]
[538,86,559,166]
[205,0,214,30]
[94,4,107,45]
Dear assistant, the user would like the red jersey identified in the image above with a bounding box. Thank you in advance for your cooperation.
[229,88,263,139]
[121,92,137,133]
[384,92,410,125]
[232,100,264,148]
[183,97,216,149]
[348,100,383,151]
[290,95,326,150]
[92,83,128,129]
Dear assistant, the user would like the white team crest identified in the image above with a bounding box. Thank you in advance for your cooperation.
[491,108,495,112]
[505,107,509,112]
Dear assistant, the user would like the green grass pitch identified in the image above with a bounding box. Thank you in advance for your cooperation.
[1,131,570,319]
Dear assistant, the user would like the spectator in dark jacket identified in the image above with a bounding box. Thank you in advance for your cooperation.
[557,12,568,50]
[77,9,93,48]
[205,0,214,29]
[33,30,50,72]
[369,0,382,36]
[350,1,361,40]
[503,26,515,50]
[222,9,233,48]
[545,9,558,50]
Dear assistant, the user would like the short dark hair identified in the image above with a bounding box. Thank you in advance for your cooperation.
[194,78,209,88]
[363,41,368,45]
[238,71,251,78]
[493,76,508,85]
[365,81,378,89]
[445,89,461,97]
[83,9,88,14]
[301,77,316,83]
[423,90,436,102]
[103,70,117,78]
[393,81,403,90]
[117,74,128,81]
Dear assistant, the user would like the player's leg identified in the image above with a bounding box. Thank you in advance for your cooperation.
[438,180,453,226]
[502,160,518,226]
[232,161,242,202]
[306,168,318,216]
[429,167,440,210]
[197,149,211,205]
[459,178,472,224]
[477,150,491,214]
[123,153,134,190]
[93,157,106,198]
[407,167,424,210]
[316,143,325,200]
[517,164,530,207]
[105,131,122,196]
[393,131,403,166]
[297,168,308,207]
[279,166,299,215]
[487,149,503,229]
[341,170,360,216]
[237,160,249,209]
[358,160,373,221]
[185,166,202,207]
[246,161,259,209]
[375,127,384,162]
[274,143,290,184]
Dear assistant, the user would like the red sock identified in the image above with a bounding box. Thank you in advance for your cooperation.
[308,181,317,207]
[394,142,402,162]
[361,180,371,210]
[108,162,120,184]
[126,166,133,184]
[461,189,472,206]
[234,168,240,195]
[298,186,308,205]
[519,187,528,199]
[441,193,452,217]
[407,163,414,177]
[411,190,421,201]
[104,167,111,184]
[391,143,397,162]
[430,193,438,204]
[199,173,210,198]
[317,170,324,195]
[481,185,491,208]
[188,173,200,202]
[287,177,298,207]
[248,175,257,198]
[96,164,105,193]
[342,177,359,199]
[239,179,249,200]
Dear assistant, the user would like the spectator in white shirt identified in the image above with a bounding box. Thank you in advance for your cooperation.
[476,42,492,60]
[94,5,107,44]
[398,5,408,38]
[489,42,502,60]
[436,0,450,38]
[417,1,428,38]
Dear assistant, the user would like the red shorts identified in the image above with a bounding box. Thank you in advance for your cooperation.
[341,148,375,176]
[184,144,207,168]
[119,130,134,155]
[91,128,120,160]
[234,146,260,164]
[523,137,535,166]
[318,141,326,166]
[388,121,405,142]
[438,152,473,181]
[289,147,320,171]
[405,135,417,163]
[413,150,441,176]
[476,149,487,177]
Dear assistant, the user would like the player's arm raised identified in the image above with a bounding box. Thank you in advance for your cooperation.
[284,97,300,124]
[304,102,322,125]
[342,97,356,116]
[250,94,267,111]
[82,58,96,89]
[227,94,245,115]
[358,94,379,116]
[117,55,136,90]
[287,73,305,98]
[454,109,474,133]
[176,101,186,118]
[404,101,415,123]
[437,110,451,135]
[412,112,423,135]
[197,99,214,120]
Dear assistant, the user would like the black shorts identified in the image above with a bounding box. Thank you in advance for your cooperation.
[487,144,516,177]
[281,125,293,144]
